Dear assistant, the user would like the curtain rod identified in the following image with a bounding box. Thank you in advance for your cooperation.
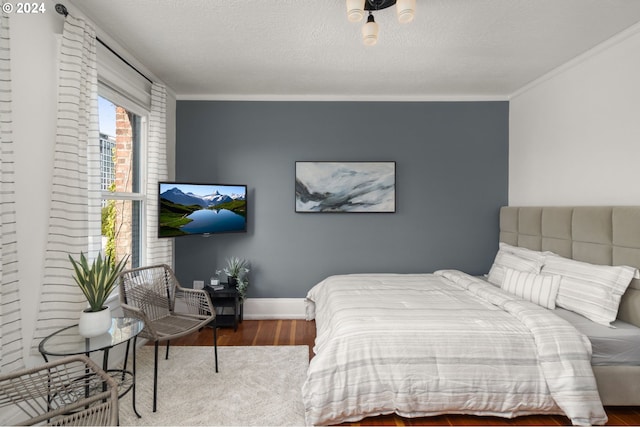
[55,3,154,85]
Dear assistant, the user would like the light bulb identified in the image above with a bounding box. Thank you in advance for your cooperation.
[396,0,416,23]
[362,14,379,46]
[346,0,365,22]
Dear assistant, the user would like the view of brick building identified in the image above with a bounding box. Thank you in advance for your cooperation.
[100,105,140,269]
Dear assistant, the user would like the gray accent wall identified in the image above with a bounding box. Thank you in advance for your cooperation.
[175,101,508,298]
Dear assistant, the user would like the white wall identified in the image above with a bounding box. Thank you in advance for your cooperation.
[509,25,640,206]
[9,10,175,366]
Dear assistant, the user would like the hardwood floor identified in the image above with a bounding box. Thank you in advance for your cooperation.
[167,319,640,426]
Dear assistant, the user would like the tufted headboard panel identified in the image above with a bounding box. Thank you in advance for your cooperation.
[500,206,640,327]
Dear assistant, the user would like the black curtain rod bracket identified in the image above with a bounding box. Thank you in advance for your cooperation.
[55,3,68,16]
[54,3,153,84]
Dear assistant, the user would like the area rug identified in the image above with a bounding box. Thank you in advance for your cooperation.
[118,346,309,426]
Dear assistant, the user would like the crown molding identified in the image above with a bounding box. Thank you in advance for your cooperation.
[176,94,509,102]
[510,20,640,100]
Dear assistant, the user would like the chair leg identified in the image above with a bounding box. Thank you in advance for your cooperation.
[213,326,218,373]
[123,340,131,382]
[153,341,159,412]
[165,340,170,360]
[132,336,141,418]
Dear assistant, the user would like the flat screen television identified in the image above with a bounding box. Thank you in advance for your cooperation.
[158,182,247,238]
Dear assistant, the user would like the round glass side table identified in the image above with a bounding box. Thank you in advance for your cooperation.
[39,317,145,418]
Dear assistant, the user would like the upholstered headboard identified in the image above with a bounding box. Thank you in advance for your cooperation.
[499,206,640,327]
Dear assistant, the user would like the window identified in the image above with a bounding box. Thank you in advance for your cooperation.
[98,95,146,269]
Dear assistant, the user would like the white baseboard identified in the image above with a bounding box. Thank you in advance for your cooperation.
[242,298,306,319]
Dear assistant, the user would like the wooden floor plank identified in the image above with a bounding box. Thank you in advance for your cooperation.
[164,320,640,426]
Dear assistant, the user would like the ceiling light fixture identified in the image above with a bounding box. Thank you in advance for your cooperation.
[346,0,416,46]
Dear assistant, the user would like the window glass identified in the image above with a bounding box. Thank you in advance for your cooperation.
[98,95,144,269]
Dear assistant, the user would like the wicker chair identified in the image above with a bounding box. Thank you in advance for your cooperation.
[118,264,217,412]
[0,354,118,426]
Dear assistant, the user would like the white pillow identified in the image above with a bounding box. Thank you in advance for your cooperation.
[498,242,549,264]
[487,250,543,286]
[501,267,560,309]
[542,255,639,326]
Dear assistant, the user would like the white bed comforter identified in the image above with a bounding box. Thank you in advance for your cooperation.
[302,270,607,426]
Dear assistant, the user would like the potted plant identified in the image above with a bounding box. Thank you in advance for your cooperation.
[236,276,249,301]
[69,251,129,337]
[222,256,250,299]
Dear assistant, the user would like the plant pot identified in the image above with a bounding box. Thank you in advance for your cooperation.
[78,307,112,338]
[227,276,238,288]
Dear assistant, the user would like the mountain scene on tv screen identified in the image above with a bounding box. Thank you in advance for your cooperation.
[159,186,246,237]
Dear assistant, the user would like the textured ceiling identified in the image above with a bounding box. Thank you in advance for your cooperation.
[68,0,640,100]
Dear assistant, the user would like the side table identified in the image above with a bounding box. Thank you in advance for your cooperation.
[205,283,243,331]
[38,317,144,419]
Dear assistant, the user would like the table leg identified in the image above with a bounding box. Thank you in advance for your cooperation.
[97,350,106,409]
[102,348,109,372]
[214,326,218,373]
[234,295,239,331]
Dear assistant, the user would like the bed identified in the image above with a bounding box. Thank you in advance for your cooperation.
[302,206,640,426]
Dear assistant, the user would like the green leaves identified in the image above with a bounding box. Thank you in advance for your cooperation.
[69,252,129,312]
[222,257,250,300]
[222,256,250,278]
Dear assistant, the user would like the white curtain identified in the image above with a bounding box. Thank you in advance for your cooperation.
[31,14,100,353]
[146,83,173,266]
[0,12,24,373]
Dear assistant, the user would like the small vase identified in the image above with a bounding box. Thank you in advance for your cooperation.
[78,307,112,338]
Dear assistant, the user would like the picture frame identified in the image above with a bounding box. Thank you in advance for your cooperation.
[295,161,396,213]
